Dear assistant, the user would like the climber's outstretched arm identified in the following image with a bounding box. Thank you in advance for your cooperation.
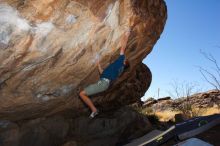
[120,16,137,55]
[96,59,103,74]
[120,31,131,55]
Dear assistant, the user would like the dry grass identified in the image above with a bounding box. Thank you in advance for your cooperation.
[154,110,180,122]
[148,107,220,122]
[202,107,220,116]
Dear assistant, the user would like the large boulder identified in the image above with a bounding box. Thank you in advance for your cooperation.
[0,107,153,146]
[0,0,167,120]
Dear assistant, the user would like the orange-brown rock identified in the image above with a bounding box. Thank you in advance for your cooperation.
[0,0,167,120]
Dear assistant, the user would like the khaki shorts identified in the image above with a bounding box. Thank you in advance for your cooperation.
[84,78,110,96]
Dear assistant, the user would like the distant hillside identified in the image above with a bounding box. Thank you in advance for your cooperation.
[139,90,220,121]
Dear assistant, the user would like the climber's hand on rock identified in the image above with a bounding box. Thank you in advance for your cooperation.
[96,59,103,74]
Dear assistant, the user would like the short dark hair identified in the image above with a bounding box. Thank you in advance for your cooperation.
[124,59,130,70]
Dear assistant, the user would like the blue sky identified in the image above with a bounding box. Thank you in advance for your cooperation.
[142,0,220,100]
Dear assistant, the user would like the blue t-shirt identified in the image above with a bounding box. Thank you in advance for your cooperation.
[100,55,125,81]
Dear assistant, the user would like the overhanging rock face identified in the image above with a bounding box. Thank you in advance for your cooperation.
[0,0,167,120]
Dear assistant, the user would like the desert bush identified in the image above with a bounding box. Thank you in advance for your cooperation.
[199,50,220,90]
[142,107,154,115]
[134,106,154,115]
[168,80,201,118]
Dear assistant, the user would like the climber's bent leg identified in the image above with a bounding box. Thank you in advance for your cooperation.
[79,90,97,112]
[79,79,110,112]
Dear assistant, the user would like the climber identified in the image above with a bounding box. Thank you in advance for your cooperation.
[79,16,136,118]
[79,30,131,118]
[79,31,131,118]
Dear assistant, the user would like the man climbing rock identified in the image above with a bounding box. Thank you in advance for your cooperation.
[79,30,131,118]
